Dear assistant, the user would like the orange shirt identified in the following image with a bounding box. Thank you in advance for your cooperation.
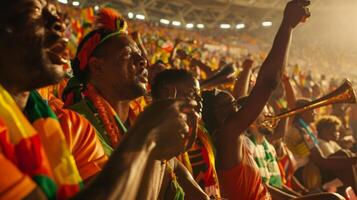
[49,98,108,180]
[218,137,271,200]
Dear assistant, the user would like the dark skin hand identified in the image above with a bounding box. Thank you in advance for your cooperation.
[176,49,215,78]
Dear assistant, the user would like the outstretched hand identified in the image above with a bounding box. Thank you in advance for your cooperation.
[283,0,311,28]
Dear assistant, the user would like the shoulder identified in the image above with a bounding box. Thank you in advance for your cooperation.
[243,135,255,154]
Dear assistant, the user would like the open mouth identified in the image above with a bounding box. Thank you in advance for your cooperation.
[136,68,149,84]
[46,38,69,65]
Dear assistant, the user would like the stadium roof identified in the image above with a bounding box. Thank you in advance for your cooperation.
[80,0,357,32]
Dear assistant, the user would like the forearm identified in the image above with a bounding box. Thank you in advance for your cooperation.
[267,184,297,200]
[194,59,214,78]
[225,22,293,134]
[256,22,292,87]
[233,68,252,99]
[282,78,296,109]
[73,131,155,200]
[311,148,357,170]
[318,156,357,170]
[169,43,180,65]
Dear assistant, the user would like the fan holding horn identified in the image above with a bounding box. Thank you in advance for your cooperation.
[275,79,357,194]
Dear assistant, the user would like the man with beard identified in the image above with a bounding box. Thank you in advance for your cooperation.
[247,105,286,189]
[0,0,197,199]
[246,104,303,196]
[62,8,208,200]
[62,8,150,154]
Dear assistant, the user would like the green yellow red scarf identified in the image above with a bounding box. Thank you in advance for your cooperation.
[178,124,220,197]
[0,84,82,199]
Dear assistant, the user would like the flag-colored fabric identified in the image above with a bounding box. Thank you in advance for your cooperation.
[128,96,147,124]
[25,91,83,199]
[81,7,95,24]
[277,143,297,188]
[0,85,82,199]
[165,161,185,200]
[0,140,37,200]
[178,125,220,197]
[0,85,57,199]
[38,78,69,101]
[48,97,108,180]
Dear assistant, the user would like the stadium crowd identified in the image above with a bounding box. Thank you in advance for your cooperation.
[1,0,357,199]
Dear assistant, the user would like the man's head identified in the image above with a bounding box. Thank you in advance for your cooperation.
[72,8,148,101]
[202,89,239,134]
[316,115,342,141]
[151,69,201,150]
[249,104,275,137]
[0,0,68,92]
[148,60,166,86]
[151,69,200,103]
[295,98,315,123]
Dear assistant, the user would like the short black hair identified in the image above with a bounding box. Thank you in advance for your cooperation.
[316,115,342,137]
[151,69,194,99]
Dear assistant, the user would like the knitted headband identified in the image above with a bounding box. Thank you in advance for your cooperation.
[73,8,128,73]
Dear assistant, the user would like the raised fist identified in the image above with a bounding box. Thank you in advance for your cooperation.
[283,0,311,28]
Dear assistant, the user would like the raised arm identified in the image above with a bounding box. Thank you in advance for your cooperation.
[222,0,311,136]
[190,58,215,78]
[131,31,149,62]
[282,74,297,109]
[168,38,182,67]
[232,58,254,99]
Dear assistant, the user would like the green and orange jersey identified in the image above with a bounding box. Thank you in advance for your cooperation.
[62,78,146,156]
[0,84,108,199]
[0,85,83,199]
[47,97,108,181]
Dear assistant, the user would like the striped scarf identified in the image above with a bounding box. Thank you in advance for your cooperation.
[0,85,82,199]
[248,135,283,188]
[178,124,220,197]
[165,161,185,200]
